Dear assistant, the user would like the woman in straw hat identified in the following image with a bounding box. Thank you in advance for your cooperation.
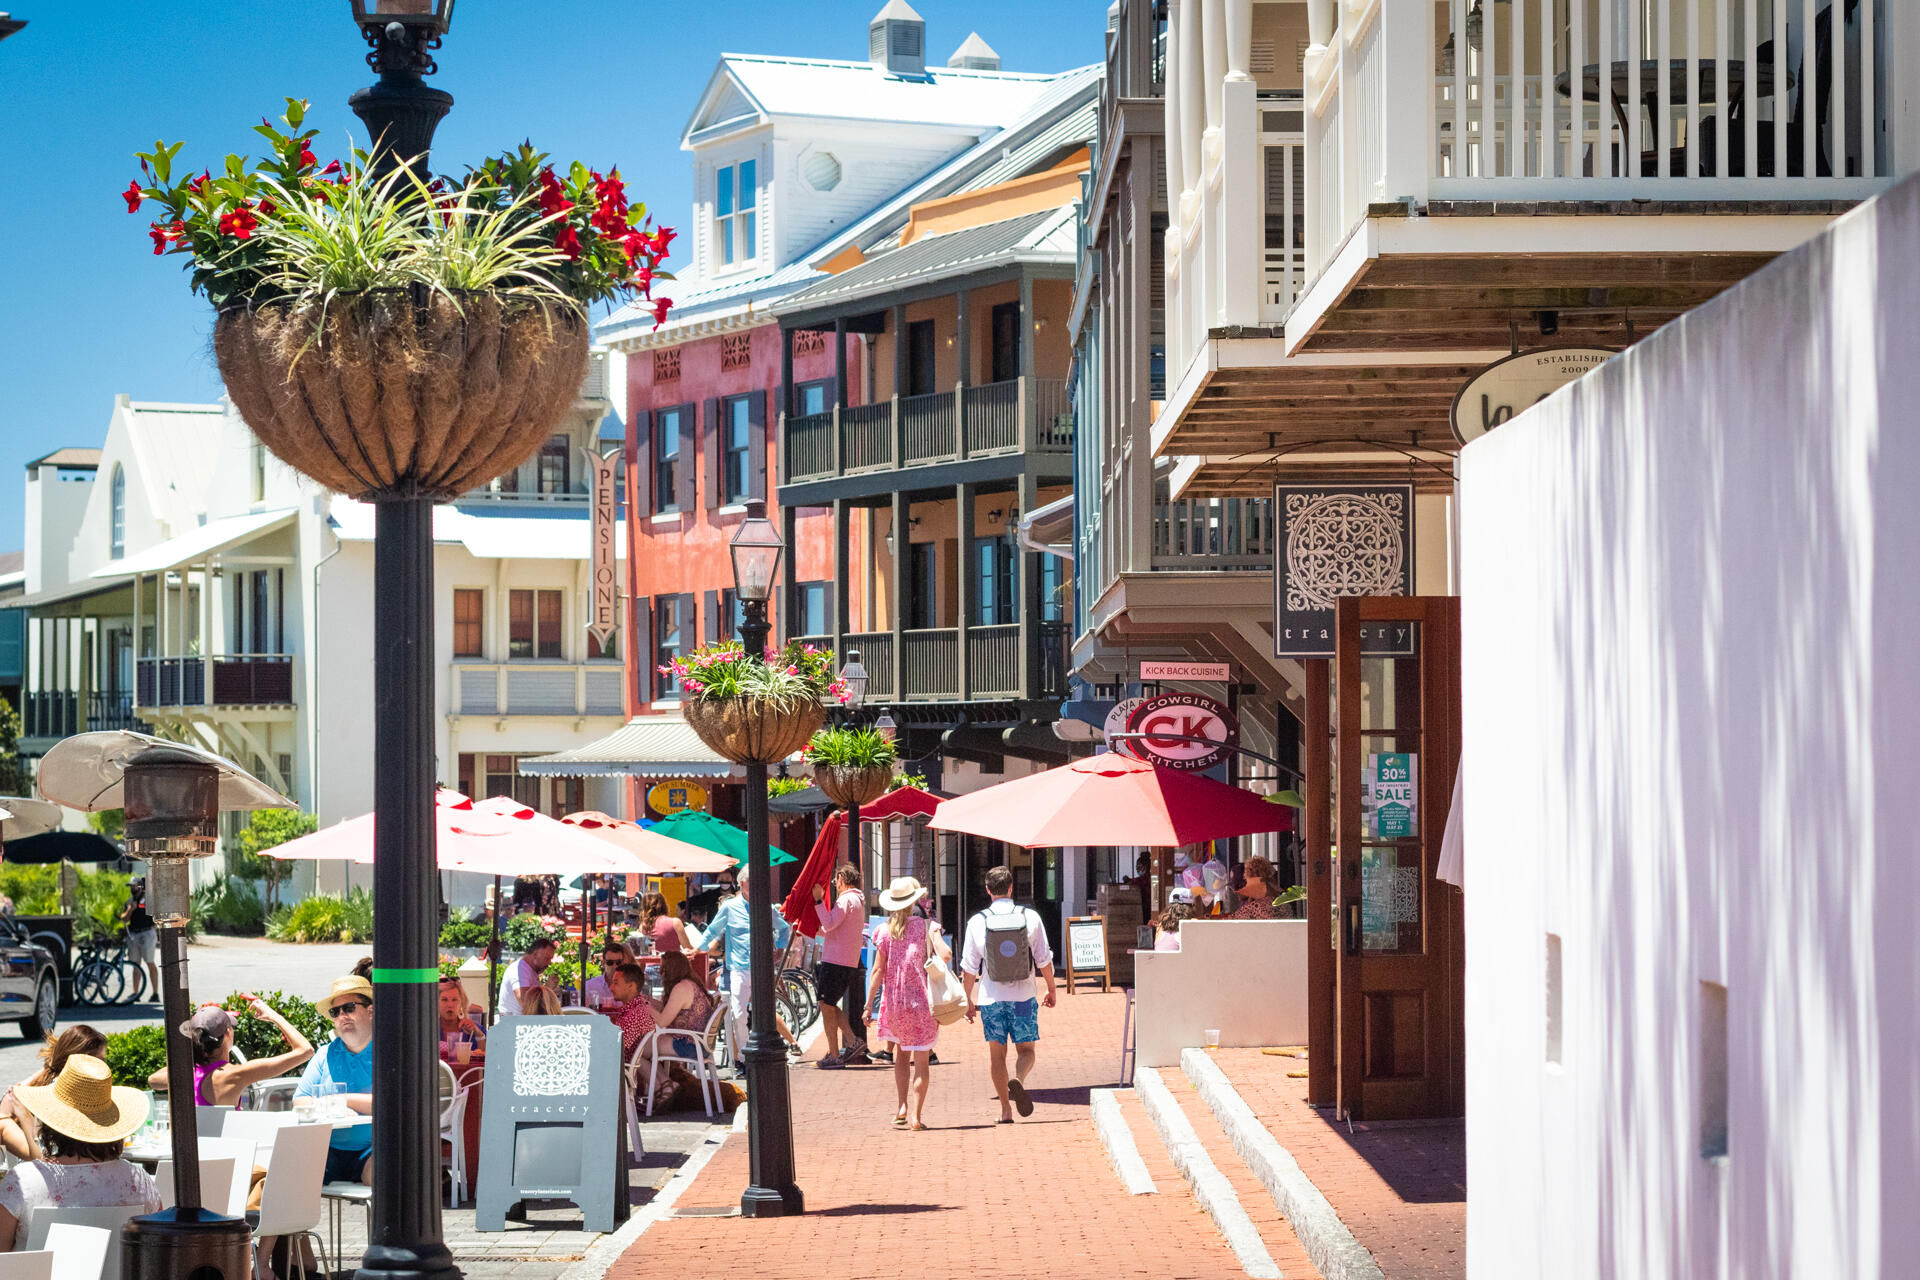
[0,1025,107,1162]
[863,877,949,1131]
[0,1054,160,1250]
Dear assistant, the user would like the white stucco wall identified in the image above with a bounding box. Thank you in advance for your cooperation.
[1135,920,1308,1067]
[1459,176,1920,1280]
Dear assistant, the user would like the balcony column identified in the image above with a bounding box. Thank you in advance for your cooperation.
[1017,471,1040,698]
[1306,0,1333,49]
[893,304,910,466]
[200,559,213,703]
[1176,0,1203,215]
[1017,272,1035,450]
[953,292,969,461]
[955,483,974,701]
[1201,0,1225,168]
[833,317,849,478]
[890,489,908,697]
[780,503,799,646]
[1163,19,1185,374]
[832,498,850,663]
[1225,0,1250,79]
[779,327,794,419]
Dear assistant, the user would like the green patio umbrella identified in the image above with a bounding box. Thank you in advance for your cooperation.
[649,809,797,867]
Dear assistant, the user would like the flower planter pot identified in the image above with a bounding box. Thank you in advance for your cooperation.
[814,764,895,808]
[684,698,825,766]
[214,290,589,500]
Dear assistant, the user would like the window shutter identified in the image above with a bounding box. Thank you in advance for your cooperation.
[704,589,720,644]
[632,409,652,517]
[633,596,652,706]
[748,391,768,502]
[676,404,698,513]
[705,397,723,509]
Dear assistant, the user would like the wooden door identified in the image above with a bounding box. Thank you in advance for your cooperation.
[1333,596,1463,1120]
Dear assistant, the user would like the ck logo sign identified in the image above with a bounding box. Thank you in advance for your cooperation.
[1125,693,1239,772]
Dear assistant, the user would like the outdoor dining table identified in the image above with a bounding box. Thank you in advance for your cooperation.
[1554,58,1784,145]
[124,1112,370,1166]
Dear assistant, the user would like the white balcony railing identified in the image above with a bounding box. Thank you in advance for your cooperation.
[1162,0,1906,376]
[451,663,624,717]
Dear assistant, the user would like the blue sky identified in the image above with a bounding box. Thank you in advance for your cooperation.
[0,0,1100,546]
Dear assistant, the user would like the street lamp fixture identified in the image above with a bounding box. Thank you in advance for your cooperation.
[729,502,784,605]
[725,501,803,1218]
[874,712,898,742]
[839,653,869,710]
[348,0,454,179]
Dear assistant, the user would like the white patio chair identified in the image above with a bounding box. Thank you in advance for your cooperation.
[250,1120,333,1280]
[0,1250,52,1280]
[42,1223,111,1280]
[194,1104,233,1137]
[154,1155,235,1214]
[222,1109,300,1170]
[629,998,729,1128]
[200,1136,261,1218]
[320,1183,371,1276]
[23,1207,140,1280]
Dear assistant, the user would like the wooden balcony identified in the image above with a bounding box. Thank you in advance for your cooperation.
[780,377,1073,490]
[137,655,293,708]
[793,622,1069,706]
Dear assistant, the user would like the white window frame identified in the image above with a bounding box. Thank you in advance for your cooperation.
[713,158,758,271]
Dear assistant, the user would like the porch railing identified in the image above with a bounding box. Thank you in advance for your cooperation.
[900,392,957,467]
[1152,496,1276,570]
[788,625,1063,704]
[841,401,895,473]
[452,662,626,717]
[901,629,960,701]
[782,376,1076,485]
[967,624,1021,698]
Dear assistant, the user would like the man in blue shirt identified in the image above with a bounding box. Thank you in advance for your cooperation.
[295,975,376,1184]
[705,873,793,1066]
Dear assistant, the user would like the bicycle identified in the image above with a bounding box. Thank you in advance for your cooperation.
[777,967,819,1035]
[72,931,150,1006]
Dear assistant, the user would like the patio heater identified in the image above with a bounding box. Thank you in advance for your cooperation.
[729,502,804,1217]
[36,734,291,1280]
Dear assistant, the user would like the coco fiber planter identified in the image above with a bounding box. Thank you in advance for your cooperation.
[214,289,589,500]
[814,764,895,808]
[684,698,825,766]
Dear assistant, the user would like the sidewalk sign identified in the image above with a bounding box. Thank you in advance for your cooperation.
[474,1015,631,1233]
[1063,916,1109,993]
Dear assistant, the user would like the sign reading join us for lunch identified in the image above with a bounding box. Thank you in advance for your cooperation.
[586,448,620,649]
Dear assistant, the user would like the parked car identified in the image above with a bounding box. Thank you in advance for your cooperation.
[0,915,62,1039]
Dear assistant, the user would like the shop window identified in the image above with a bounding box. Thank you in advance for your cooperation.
[797,379,831,417]
[715,159,758,268]
[973,534,1018,625]
[656,594,693,695]
[796,582,829,637]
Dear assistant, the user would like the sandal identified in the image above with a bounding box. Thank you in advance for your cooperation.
[892,1111,909,1128]
[909,1122,930,1131]
[1008,1079,1034,1118]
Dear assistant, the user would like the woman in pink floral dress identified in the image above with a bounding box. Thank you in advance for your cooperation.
[864,877,947,1130]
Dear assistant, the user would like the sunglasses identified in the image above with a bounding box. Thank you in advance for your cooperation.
[328,1000,370,1018]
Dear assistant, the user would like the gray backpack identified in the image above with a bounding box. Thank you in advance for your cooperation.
[982,908,1035,984]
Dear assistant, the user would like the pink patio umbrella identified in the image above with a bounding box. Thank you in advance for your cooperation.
[264,788,517,866]
[558,811,736,875]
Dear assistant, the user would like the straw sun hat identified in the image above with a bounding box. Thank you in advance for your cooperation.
[14,1054,149,1145]
[879,877,928,912]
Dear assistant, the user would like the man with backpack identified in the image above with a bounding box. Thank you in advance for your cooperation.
[959,865,1057,1123]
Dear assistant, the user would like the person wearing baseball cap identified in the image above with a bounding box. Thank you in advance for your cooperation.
[0,1054,160,1250]
[292,975,376,1185]
[149,996,315,1108]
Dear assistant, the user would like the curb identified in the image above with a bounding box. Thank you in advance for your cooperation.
[1089,1088,1157,1195]
[1181,1048,1386,1280]
[558,1119,733,1280]
[1135,1067,1282,1278]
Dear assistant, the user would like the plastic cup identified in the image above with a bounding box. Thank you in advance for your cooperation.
[456,1041,472,1065]
[1204,1028,1222,1048]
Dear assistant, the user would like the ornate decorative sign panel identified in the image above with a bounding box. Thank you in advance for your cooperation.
[1273,484,1414,659]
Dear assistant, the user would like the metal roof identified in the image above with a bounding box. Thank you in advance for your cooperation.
[518,717,742,779]
[26,448,101,469]
[1,574,134,611]
[775,208,1076,314]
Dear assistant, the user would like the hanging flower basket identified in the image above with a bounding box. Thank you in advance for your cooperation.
[684,698,825,766]
[214,290,588,499]
[814,764,895,808]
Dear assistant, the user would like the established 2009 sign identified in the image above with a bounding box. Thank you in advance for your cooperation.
[475,1015,631,1234]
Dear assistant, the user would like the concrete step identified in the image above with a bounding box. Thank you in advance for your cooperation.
[1135,1065,1324,1278]
[1179,1048,1385,1280]
[1089,1088,1158,1195]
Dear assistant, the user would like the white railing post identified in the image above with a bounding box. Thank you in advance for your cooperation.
[1378,0,1434,202]
[1202,0,1226,169]
[1178,0,1203,215]
[1221,78,1262,327]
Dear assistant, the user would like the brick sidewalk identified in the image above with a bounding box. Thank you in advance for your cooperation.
[1212,1049,1465,1280]
[606,991,1244,1280]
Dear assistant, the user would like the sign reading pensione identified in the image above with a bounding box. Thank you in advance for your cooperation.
[1273,484,1415,659]
[587,449,619,649]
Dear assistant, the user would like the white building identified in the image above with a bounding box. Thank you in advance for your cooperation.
[7,359,631,904]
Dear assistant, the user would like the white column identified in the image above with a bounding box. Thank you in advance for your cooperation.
[1225,0,1251,81]
[1307,0,1334,49]
[1163,12,1186,371]
[1202,0,1226,167]
[1177,0,1203,208]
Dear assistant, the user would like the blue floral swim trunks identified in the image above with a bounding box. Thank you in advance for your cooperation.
[979,997,1040,1045]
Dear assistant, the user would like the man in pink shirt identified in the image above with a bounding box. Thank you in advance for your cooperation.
[810,864,871,1068]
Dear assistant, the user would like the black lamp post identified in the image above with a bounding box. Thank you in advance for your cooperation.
[344,3,461,1278]
[837,653,869,875]
[728,501,804,1218]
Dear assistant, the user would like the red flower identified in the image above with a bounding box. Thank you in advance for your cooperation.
[257,198,277,216]
[299,143,318,168]
[186,171,211,195]
[321,159,343,177]
[619,229,650,263]
[218,204,259,239]
[651,227,677,257]
[148,219,185,254]
[122,181,143,214]
[554,224,582,259]
[650,297,673,328]
[536,167,573,218]
[631,261,655,291]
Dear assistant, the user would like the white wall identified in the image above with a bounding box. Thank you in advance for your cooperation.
[23,461,94,594]
[1135,920,1308,1067]
[1459,175,1920,1280]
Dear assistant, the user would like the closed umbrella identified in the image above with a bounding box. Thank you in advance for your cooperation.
[929,753,1292,848]
[649,809,797,868]
[778,811,845,938]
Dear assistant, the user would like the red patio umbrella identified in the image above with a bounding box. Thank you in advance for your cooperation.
[928,753,1292,848]
[860,785,945,822]
[778,810,845,939]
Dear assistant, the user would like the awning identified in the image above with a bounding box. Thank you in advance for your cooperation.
[0,575,133,611]
[91,508,296,579]
[1015,492,1074,560]
[517,717,742,779]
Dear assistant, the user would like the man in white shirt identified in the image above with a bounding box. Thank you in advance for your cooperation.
[959,865,1057,1124]
[498,936,557,1015]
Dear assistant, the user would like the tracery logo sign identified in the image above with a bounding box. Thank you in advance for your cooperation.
[1126,692,1238,771]
[1273,484,1414,659]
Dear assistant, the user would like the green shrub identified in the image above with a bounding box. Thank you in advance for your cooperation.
[266,888,373,943]
[0,865,133,937]
[192,877,267,936]
[500,912,565,953]
[438,917,493,949]
[103,1024,167,1090]
[803,725,898,768]
[230,810,315,914]
[220,989,330,1072]
[767,776,810,798]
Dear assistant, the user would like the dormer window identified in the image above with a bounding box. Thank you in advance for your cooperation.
[716,160,758,268]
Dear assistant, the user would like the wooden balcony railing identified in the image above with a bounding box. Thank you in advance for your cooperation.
[781,376,1074,485]
[137,655,293,708]
[1151,496,1276,570]
[787,623,1070,705]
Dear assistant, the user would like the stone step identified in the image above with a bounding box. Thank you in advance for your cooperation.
[1179,1048,1385,1280]
[1089,1087,1158,1195]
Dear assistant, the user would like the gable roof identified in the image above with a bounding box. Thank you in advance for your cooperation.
[27,448,101,470]
[120,401,222,535]
[774,207,1078,316]
[602,62,1100,349]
